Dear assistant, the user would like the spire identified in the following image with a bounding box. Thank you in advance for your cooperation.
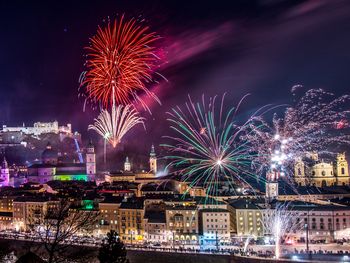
[150,144,156,158]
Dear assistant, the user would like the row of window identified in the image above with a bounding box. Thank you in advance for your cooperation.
[206,224,228,229]
[206,218,227,222]
[169,222,196,227]
[168,211,196,215]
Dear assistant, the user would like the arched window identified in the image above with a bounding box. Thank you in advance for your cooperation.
[341,167,345,175]
[298,168,302,176]
[321,171,326,176]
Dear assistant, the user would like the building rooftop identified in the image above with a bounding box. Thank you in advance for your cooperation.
[144,211,166,223]
[141,183,173,192]
[228,198,265,210]
[120,197,144,209]
[28,163,85,169]
[166,205,198,210]
[99,195,124,204]
[14,195,58,203]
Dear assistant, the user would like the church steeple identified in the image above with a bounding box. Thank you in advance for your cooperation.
[150,144,156,157]
[149,144,157,174]
[336,152,349,186]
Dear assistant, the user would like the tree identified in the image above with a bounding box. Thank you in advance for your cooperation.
[98,230,129,263]
[29,199,99,263]
[0,241,11,262]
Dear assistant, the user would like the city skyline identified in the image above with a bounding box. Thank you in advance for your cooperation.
[1,1,350,262]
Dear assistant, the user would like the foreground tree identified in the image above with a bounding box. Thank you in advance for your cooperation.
[0,242,11,262]
[98,230,128,263]
[29,199,98,263]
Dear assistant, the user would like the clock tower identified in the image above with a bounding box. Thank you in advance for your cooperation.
[266,170,279,201]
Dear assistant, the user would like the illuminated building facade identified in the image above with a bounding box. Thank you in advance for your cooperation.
[13,196,59,231]
[98,196,123,235]
[230,199,263,238]
[0,211,13,230]
[119,198,145,244]
[294,153,349,187]
[0,196,13,212]
[2,121,72,136]
[165,205,199,244]
[200,208,230,245]
[144,212,167,244]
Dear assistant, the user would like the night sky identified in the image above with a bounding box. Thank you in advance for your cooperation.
[1,0,350,151]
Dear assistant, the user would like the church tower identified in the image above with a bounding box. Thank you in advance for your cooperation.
[294,157,306,186]
[86,141,96,177]
[124,157,131,172]
[336,152,349,186]
[149,144,157,174]
[266,170,279,202]
[0,158,9,187]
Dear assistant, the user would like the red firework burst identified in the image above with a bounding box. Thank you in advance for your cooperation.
[81,15,161,108]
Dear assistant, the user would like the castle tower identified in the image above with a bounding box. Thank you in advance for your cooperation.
[336,152,349,186]
[0,157,9,187]
[294,157,306,186]
[86,140,96,177]
[149,144,157,174]
[124,157,131,172]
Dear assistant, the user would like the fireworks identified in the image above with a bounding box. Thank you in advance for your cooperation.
[260,203,302,259]
[245,88,350,180]
[88,103,144,148]
[162,95,259,197]
[81,15,161,109]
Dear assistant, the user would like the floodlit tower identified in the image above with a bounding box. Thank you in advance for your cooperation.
[336,152,349,186]
[124,157,131,172]
[294,157,306,186]
[86,140,96,176]
[266,170,279,202]
[149,144,157,174]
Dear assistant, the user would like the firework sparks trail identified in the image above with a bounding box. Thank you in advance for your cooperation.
[88,88,144,148]
[80,15,162,110]
[260,203,303,259]
[245,88,350,181]
[162,94,263,197]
